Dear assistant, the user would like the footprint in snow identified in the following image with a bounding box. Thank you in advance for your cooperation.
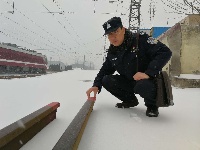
[129,113,142,123]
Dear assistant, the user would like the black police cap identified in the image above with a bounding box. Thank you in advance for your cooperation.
[102,17,123,35]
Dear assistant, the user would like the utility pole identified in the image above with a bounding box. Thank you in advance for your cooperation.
[129,0,142,33]
[129,0,142,72]
[83,55,85,70]
[191,2,194,14]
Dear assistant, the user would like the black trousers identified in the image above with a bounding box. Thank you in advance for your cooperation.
[102,75,157,107]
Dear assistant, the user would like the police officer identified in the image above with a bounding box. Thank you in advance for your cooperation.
[86,17,172,117]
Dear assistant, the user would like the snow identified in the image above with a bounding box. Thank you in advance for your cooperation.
[0,70,200,150]
[175,74,200,79]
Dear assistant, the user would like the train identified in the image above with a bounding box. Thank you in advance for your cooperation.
[0,43,47,74]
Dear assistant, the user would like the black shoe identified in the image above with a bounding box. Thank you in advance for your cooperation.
[146,107,159,117]
[115,101,139,108]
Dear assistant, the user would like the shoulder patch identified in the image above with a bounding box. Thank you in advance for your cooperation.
[147,37,158,44]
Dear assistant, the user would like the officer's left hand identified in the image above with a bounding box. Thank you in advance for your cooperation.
[133,72,150,81]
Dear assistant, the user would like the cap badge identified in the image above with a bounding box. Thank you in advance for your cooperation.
[107,22,111,29]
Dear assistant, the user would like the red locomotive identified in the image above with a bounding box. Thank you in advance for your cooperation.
[0,43,47,74]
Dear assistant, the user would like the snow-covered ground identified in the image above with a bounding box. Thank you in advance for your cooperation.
[175,74,200,79]
[0,70,200,150]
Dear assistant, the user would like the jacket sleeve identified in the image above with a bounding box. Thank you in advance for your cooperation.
[140,34,172,77]
[93,57,116,93]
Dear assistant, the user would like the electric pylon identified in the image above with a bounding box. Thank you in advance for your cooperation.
[129,0,142,33]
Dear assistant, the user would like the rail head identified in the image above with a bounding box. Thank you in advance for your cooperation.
[0,102,60,150]
[53,99,95,150]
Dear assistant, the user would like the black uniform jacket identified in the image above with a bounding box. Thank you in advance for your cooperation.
[93,29,172,92]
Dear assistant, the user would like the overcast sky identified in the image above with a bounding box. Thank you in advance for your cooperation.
[0,0,194,68]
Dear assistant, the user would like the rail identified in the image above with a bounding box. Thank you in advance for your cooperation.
[53,98,96,150]
[0,102,60,150]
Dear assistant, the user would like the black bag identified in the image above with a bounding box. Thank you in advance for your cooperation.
[156,71,174,107]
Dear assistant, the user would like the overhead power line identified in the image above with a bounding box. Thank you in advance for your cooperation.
[0,13,66,51]
[183,0,200,14]
[53,0,85,46]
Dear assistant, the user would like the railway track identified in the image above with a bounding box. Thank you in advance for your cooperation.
[0,98,95,150]
[0,72,55,79]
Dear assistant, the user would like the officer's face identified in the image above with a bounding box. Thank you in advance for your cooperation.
[107,27,125,46]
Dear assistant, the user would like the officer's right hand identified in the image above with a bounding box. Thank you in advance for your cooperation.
[133,72,150,81]
[86,87,99,99]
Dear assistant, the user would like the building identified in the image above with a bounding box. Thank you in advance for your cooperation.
[150,27,171,38]
[157,14,200,88]
[48,61,65,72]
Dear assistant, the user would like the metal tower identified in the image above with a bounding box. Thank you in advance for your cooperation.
[129,0,142,33]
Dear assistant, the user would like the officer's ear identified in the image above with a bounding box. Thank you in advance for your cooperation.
[121,27,125,34]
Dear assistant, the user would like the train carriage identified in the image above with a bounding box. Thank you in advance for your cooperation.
[0,43,47,74]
